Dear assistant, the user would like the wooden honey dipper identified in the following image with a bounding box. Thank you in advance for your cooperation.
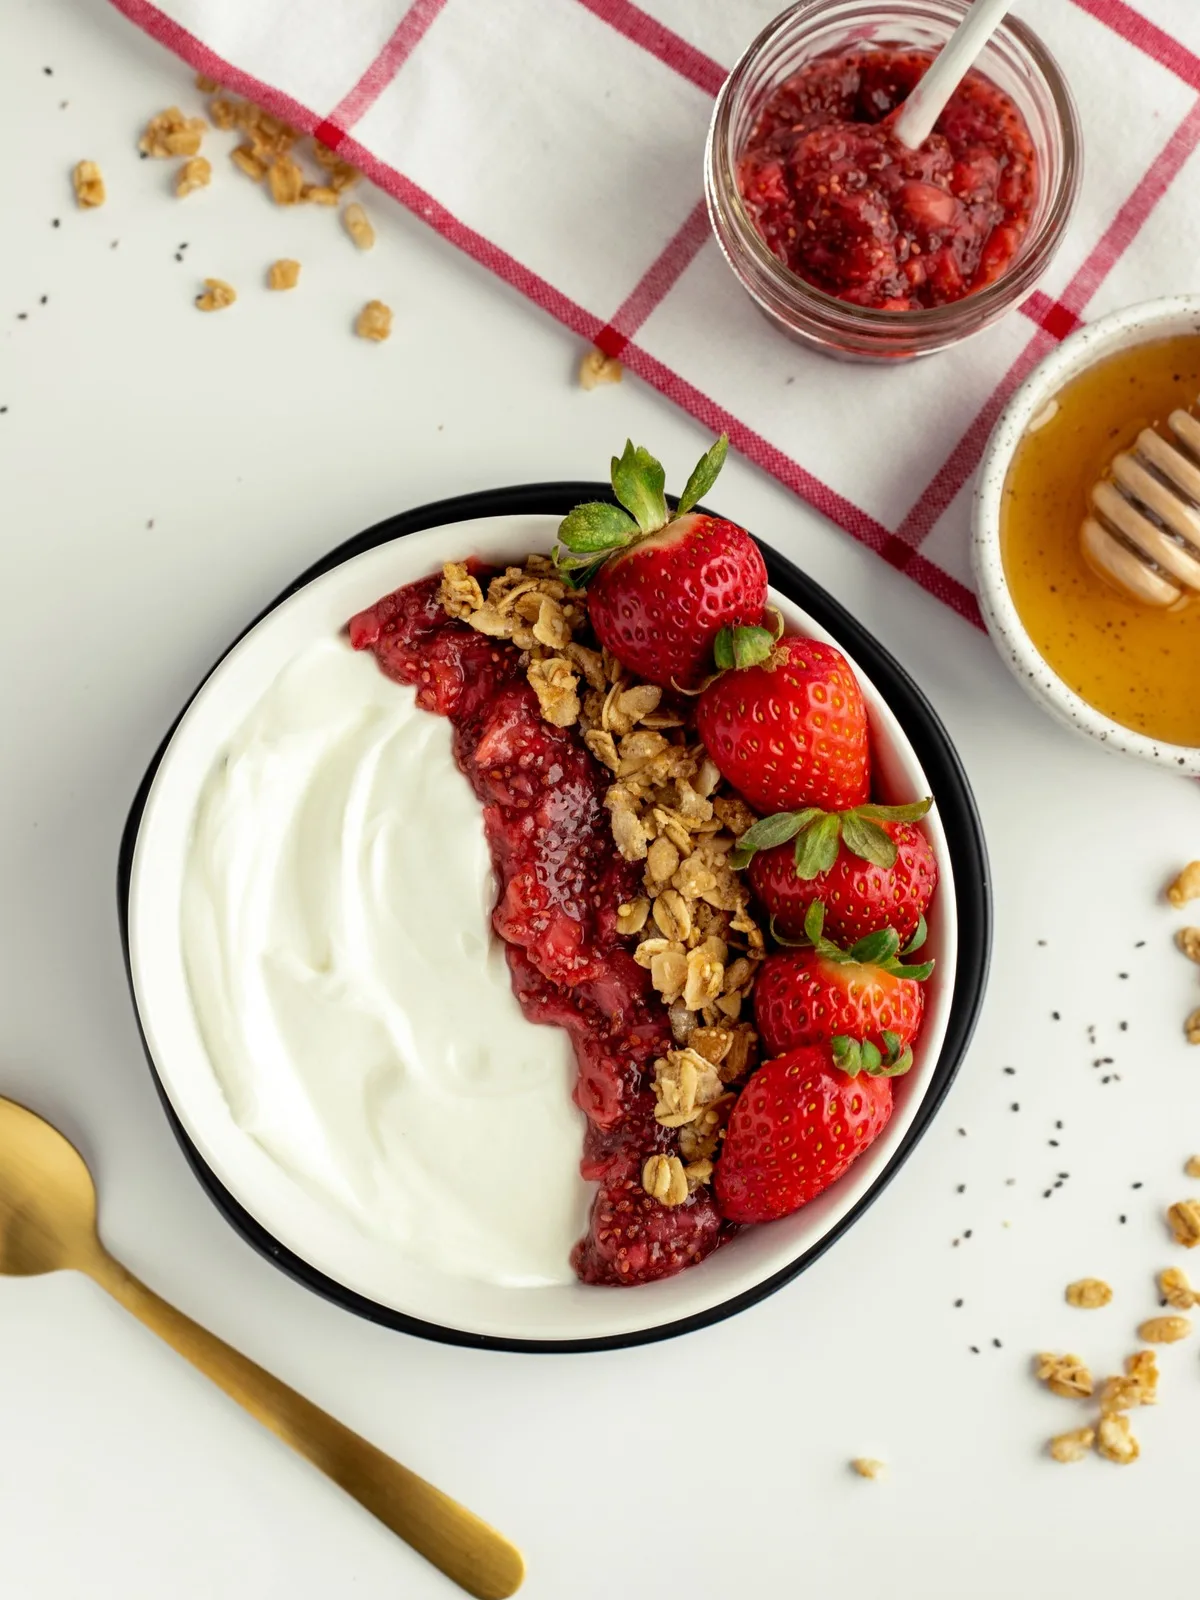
[1081,399,1200,606]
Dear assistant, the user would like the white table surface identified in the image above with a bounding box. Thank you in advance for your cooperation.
[5,4,1200,1596]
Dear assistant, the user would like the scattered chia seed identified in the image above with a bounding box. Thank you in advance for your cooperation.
[1132,1181,1143,1189]
[1119,1215,1127,1224]
[16,312,26,320]
[1119,1021,1128,1031]
[954,1299,963,1308]
[1055,1120,1063,1129]
[993,1338,1002,1348]
[964,1229,973,1239]
[39,295,47,305]
[1102,1076,1113,1084]
[1049,1139,1060,1147]
[1053,1181,1063,1190]
[952,1238,960,1247]
[146,518,155,529]
[1135,940,1146,948]
[1118,972,1129,980]
[956,1184,966,1193]
[1003,1066,1016,1075]
[110,240,119,249]
[1037,939,1047,947]
[1005,1178,1015,1185]
[43,66,52,75]
[970,1345,980,1354]
[51,218,60,227]
[1043,1190,1053,1198]
[1051,1011,1061,1021]
[174,252,183,262]
[59,100,67,109]
[0,406,7,414]
[1011,1103,1020,1112]
[1058,1172,1069,1179]
[957,1128,967,1136]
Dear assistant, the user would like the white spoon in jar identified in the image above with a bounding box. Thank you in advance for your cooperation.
[891,0,1012,149]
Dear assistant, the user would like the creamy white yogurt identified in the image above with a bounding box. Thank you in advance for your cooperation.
[182,637,591,1287]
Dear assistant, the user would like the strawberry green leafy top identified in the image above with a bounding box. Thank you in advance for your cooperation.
[553,435,729,584]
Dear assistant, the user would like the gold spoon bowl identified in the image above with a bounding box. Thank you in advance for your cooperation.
[0,1095,524,1599]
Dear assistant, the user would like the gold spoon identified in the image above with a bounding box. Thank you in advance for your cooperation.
[0,1095,524,1600]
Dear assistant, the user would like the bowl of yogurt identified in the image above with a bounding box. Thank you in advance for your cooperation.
[120,488,990,1350]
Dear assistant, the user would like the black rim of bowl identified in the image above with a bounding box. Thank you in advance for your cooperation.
[117,482,992,1354]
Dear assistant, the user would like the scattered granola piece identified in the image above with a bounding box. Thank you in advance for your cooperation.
[615,898,650,937]
[267,154,304,205]
[195,277,236,312]
[175,156,211,197]
[1096,1413,1139,1465]
[583,729,620,772]
[1065,1277,1113,1309]
[849,1458,886,1480]
[72,160,105,208]
[526,656,580,728]
[1035,1352,1093,1398]
[139,107,206,158]
[1186,1156,1200,1180]
[1137,1314,1192,1343]
[195,73,219,92]
[642,1153,688,1207]
[1187,1009,1200,1046]
[1177,927,1200,963]
[652,1048,725,1127]
[1159,1266,1197,1310]
[1167,1199,1200,1246]
[355,299,393,343]
[1125,1349,1159,1404]
[231,145,266,182]
[579,348,623,389]
[439,560,483,619]
[209,96,240,130]
[302,183,339,206]
[1048,1428,1094,1463]
[1167,861,1200,907]
[1099,1375,1143,1414]
[267,259,301,291]
[343,202,375,250]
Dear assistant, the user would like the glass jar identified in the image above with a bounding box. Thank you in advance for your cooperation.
[704,0,1082,363]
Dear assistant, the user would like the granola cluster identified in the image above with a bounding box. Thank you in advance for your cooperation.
[116,84,389,335]
[1038,1348,1159,1466]
[437,555,765,1206]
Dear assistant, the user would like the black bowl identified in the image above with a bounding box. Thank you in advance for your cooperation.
[118,481,991,1352]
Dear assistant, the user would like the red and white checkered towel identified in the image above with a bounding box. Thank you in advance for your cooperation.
[109,0,1200,626]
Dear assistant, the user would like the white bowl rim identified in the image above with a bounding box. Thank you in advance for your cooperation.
[122,507,979,1349]
[971,292,1200,776]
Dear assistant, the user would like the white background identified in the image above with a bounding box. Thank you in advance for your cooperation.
[4,2,1200,1596]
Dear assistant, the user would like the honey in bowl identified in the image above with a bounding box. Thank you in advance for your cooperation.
[1000,335,1200,747]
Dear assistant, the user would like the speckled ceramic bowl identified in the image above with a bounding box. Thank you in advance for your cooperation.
[972,294,1200,777]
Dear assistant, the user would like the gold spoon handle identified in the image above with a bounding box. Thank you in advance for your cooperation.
[85,1247,523,1599]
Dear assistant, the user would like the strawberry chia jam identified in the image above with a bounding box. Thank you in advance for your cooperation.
[349,571,727,1285]
[737,49,1037,310]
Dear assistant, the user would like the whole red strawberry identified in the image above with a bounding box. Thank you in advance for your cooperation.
[714,1045,896,1224]
[753,905,930,1061]
[554,436,767,690]
[747,814,938,945]
[695,634,869,814]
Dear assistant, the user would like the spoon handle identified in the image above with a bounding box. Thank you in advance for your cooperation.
[85,1248,523,1600]
[891,0,1010,149]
